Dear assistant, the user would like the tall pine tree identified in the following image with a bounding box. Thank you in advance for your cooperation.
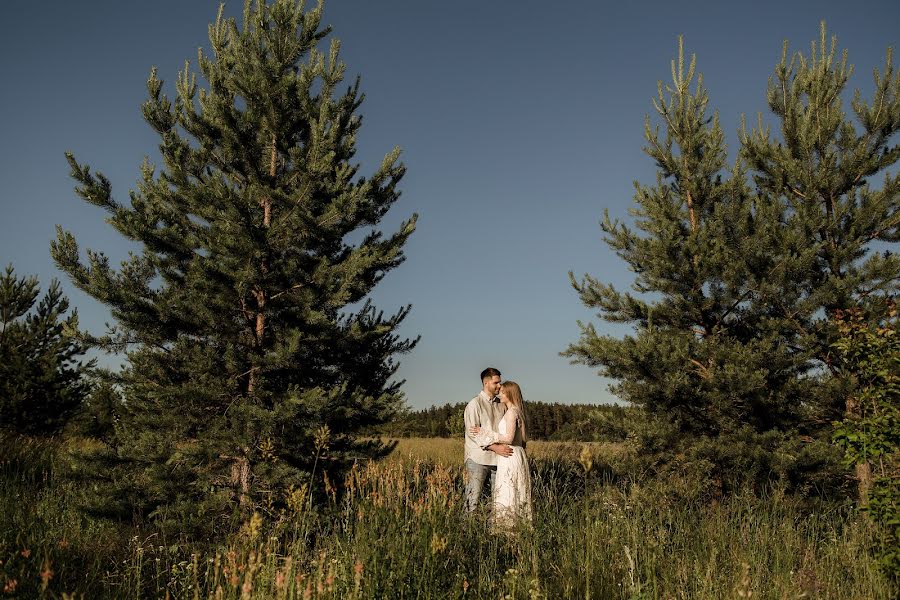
[567,28,899,492]
[566,40,808,436]
[51,0,416,533]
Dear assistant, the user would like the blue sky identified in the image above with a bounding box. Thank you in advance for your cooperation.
[1,1,897,409]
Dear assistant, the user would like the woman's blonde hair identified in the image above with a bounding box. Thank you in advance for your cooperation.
[500,380,527,445]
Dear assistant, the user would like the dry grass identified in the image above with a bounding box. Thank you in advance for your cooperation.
[2,434,895,599]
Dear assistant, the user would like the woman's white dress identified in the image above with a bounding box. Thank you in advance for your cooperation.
[491,408,532,527]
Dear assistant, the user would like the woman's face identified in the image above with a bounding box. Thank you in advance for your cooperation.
[499,388,509,403]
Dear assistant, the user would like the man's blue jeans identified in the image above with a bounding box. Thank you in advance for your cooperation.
[465,458,497,512]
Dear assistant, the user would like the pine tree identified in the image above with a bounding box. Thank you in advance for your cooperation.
[0,265,90,435]
[741,23,900,425]
[51,0,417,534]
[567,29,899,492]
[566,40,809,441]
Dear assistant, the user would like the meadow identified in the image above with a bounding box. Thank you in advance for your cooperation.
[1,434,894,599]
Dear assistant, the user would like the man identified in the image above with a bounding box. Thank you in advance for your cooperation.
[463,367,512,512]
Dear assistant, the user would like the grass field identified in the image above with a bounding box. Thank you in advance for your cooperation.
[1,434,895,598]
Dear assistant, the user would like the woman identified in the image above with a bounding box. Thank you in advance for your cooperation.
[470,380,532,528]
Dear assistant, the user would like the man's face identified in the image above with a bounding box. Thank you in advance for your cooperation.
[484,375,501,397]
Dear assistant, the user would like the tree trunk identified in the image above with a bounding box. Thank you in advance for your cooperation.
[855,461,873,503]
[247,135,276,394]
[685,189,697,233]
[846,393,872,501]
[230,456,251,507]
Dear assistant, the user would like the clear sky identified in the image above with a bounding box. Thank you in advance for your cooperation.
[1,1,897,409]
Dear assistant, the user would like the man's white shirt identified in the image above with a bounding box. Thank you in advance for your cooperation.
[463,390,506,465]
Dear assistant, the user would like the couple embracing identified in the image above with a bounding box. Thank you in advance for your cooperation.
[463,367,532,528]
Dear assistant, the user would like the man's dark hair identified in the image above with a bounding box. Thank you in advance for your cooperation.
[480,367,501,382]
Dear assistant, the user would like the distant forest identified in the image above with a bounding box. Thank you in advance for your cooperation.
[373,401,634,442]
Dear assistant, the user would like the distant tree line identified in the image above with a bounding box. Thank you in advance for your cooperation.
[373,401,637,442]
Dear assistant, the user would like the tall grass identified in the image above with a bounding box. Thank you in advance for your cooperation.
[1,434,894,598]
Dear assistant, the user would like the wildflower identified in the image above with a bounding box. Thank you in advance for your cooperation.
[528,577,546,600]
[314,425,330,453]
[57,538,69,550]
[40,561,54,591]
[323,560,336,592]
[243,512,264,541]
[736,562,753,598]
[286,483,308,515]
[275,570,286,590]
[3,579,17,594]
[430,533,448,555]
[20,549,31,558]
[354,560,364,577]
